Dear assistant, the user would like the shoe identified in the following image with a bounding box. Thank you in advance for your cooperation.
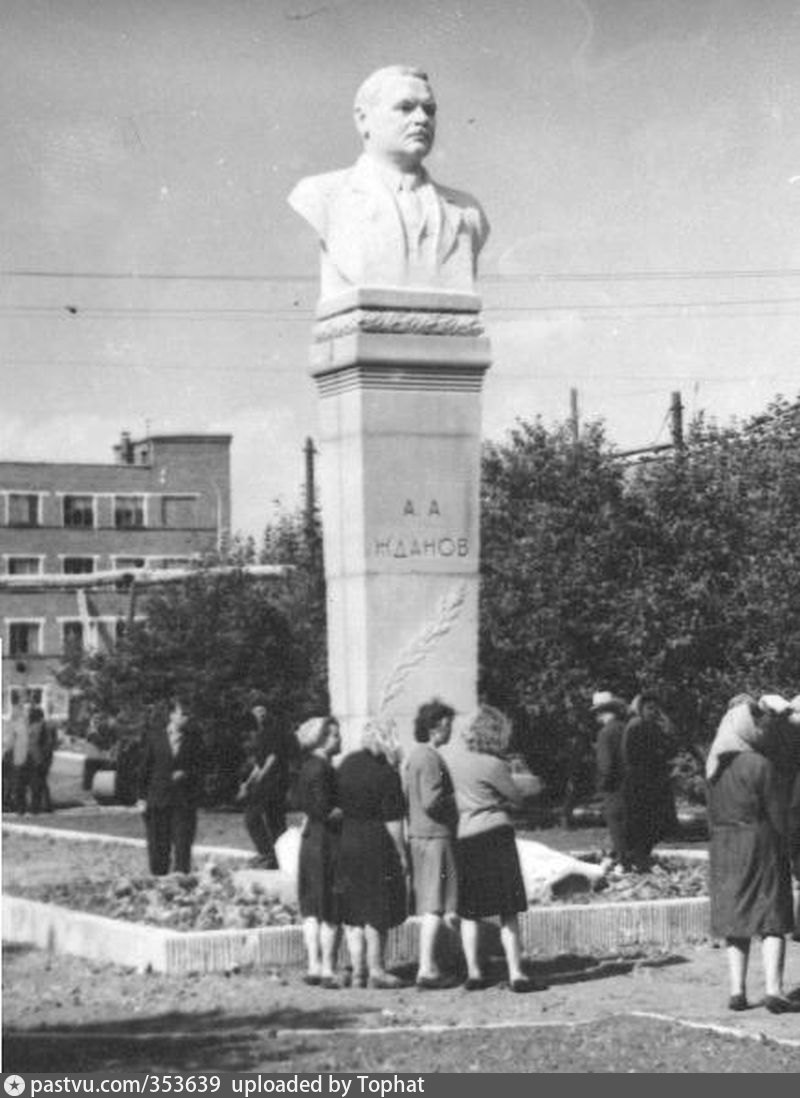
[728,994,748,1012]
[367,972,404,990]
[302,974,322,986]
[764,995,797,1014]
[415,974,460,991]
[509,978,547,994]
[463,977,490,991]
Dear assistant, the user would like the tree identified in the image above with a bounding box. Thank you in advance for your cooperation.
[58,507,329,804]
[478,396,800,797]
[479,418,636,791]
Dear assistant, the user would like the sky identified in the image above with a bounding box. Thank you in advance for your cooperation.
[2,0,799,538]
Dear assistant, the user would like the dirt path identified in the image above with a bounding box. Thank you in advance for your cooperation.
[3,812,799,1072]
[4,939,800,1072]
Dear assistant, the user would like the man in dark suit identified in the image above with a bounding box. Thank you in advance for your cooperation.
[288,65,489,301]
[138,693,204,875]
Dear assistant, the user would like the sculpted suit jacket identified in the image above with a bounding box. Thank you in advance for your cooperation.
[288,154,490,299]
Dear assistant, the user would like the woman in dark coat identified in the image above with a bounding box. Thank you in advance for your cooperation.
[622,691,678,870]
[334,717,408,989]
[706,694,796,1014]
[293,715,342,988]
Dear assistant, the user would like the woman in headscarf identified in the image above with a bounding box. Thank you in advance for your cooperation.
[446,704,540,993]
[293,715,342,988]
[706,694,796,1014]
[334,717,408,989]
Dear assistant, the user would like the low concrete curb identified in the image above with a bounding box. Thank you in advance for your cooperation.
[518,896,710,955]
[2,892,711,975]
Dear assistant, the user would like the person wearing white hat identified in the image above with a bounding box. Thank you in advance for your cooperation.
[590,691,632,872]
[706,695,797,1014]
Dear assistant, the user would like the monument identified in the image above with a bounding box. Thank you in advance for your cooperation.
[289,65,492,751]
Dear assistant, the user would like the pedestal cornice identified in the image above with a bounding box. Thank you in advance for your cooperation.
[310,286,492,379]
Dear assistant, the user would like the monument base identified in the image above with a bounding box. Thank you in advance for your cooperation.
[310,288,491,753]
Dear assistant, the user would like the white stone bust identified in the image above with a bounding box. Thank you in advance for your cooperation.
[288,65,490,302]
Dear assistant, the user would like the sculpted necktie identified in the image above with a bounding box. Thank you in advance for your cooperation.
[397,179,426,255]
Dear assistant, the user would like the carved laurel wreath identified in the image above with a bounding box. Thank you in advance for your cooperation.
[314,308,484,342]
[377,580,468,713]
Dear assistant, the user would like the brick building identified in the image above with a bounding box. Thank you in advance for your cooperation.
[1,431,231,719]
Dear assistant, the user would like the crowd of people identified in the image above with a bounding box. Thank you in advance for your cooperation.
[9,679,798,1011]
[288,700,541,992]
[132,692,538,991]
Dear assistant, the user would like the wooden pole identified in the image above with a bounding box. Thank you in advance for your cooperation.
[570,388,580,444]
[670,390,684,449]
[304,436,317,550]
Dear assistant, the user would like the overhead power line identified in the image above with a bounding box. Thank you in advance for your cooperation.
[4,266,800,283]
[3,296,800,320]
[1,269,316,283]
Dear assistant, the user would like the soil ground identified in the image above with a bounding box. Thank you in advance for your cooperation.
[3,793,800,1072]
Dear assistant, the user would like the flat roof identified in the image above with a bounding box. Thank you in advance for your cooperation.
[0,433,232,469]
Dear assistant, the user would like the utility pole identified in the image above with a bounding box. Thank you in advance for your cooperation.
[569,388,580,444]
[304,436,317,549]
[670,390,684,450]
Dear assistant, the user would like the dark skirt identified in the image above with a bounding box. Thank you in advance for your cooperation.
[298,820,340,924]
[709,820,793,939]
[456,825,527,920]
[335,818,407,931]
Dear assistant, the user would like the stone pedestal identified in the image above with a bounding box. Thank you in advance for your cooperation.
[310,287,492,753]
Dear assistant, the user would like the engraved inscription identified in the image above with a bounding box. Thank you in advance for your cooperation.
[373,536,469,559]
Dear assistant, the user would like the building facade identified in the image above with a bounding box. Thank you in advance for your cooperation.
[1,432,231,719]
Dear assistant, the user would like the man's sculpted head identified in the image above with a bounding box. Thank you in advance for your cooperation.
[353,65,436,172]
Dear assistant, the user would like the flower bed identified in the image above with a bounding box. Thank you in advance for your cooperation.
[5,830,708,932]
[20,862,298,932]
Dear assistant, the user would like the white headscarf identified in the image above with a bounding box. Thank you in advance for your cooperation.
[705,698,766,782]
[295,716,330,752]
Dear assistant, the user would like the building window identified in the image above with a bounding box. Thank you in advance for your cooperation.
[7,493,40,527]
[63,495,94,528]
[114,495,145,529]
[62,557,95,575]
[9,686,44,708]
[7,557,43,575]
[161,495,197,528]
[157,557,192,570]
[62,621,84,652]
[113,557,146,571]
[8,621,42,656]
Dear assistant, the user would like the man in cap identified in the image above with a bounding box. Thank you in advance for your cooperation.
[591,690,633,872]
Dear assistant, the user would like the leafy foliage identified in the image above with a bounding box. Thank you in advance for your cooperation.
[59,398,799,808]
[58,507,328,805]
[479,396,800,798]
